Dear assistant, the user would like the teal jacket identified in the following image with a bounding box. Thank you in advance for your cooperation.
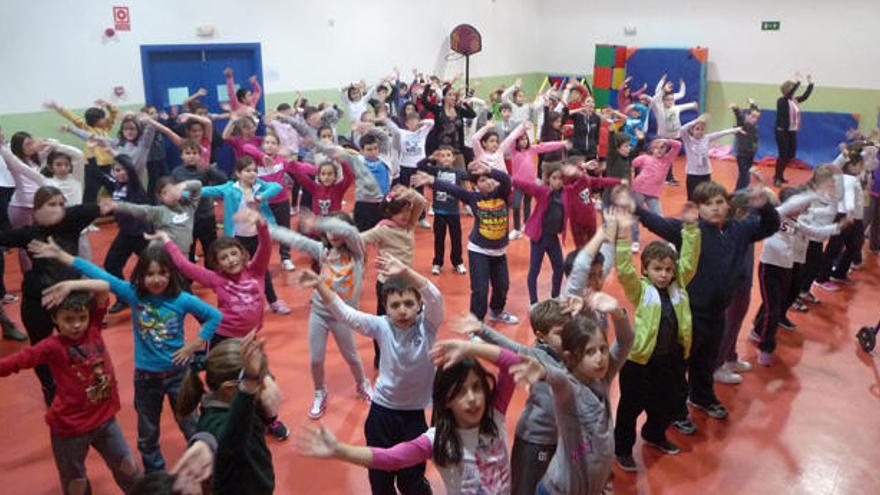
[616,223,700,364]
[201,179,283,236]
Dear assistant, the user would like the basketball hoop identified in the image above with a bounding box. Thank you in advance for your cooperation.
[449,24,482,94]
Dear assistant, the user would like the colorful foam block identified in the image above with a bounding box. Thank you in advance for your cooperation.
[612,68,626,89]
[593,67,612,89]
[595,44,615,67]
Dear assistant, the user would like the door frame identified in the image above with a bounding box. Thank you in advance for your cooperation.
[139,42,264,111]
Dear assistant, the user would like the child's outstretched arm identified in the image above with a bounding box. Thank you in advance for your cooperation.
[41,279,111,311]
[563,224,610,298]
[295,269,386,338]
[677,203,702,286]
[268,217,325,261]
[610,209,643,306]
[149,230,224,288]
[143,116,185,148]
[431,339,520,414]
[450,313,529,355]
[294,422,432,471]
[376,254,443,332]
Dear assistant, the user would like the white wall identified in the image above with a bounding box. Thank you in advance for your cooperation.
[535,0,880,89]
[0,0,540,114]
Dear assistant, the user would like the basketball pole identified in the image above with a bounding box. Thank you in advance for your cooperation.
[465,55,470,94]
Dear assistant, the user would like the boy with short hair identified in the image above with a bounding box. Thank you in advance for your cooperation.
[730,99,761,191]
[318,134,391,231]
[171,139,227,266]
[416,146,467,275]
[0,281,141,494]
[635,180,779,430]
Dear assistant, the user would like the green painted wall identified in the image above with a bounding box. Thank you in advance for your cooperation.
[1,71,874,148]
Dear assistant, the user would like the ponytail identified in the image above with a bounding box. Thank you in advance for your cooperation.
[176,367,207,418]
[175,340,244,417]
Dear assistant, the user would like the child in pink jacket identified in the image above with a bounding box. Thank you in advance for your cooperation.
[630,139,682,250]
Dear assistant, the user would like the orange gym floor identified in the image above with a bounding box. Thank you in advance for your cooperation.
[1,159,878,494]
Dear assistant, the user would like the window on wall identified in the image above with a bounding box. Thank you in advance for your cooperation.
[167,86,190,106]
[217,84,236,102]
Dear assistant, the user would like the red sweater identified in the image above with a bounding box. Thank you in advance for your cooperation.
[0,304,119,437]
[563,175,622,231]
[289,159,355,216]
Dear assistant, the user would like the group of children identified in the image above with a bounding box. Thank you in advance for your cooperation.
[0,64,877,495]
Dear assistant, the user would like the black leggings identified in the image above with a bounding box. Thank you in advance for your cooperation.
[83,163,112,204]
[269,200,292,260]
[774,130,797,181]
[235,235,278,304]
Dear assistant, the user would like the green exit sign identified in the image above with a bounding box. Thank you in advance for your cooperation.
[762,21,781,31]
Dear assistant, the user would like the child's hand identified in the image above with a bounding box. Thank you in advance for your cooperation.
[43,100,60,111]
[195,88,208,97]
[259,375,283,418]
[294,423,338,459]
[293,269,322,289]
[560,295,585,315]
[95,99,111,108]
[736,127,746,135]
[172,340,201,365]
[510,354,547,387]
[838,214,855,230]
[99,198,118,216]
[450,313,482,336]
[376,254,407,279]
[748,167,766,188]
[241,332,266,381]
[430,339,472,369]
[27,237,65,261]
[634,129,645,140]
[681,201,699,224]
[224,67,233,78]
[143,230,172,244]
[410,172,434,188]
[57,124,71,133]
[170,440,215,495]
[602,220,617,243]
[467,161,491,176]
[42,281,75,309]
[587,291,619,313]
[728,103,738,111]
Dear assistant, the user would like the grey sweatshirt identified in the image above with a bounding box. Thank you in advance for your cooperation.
[115,180,202,253]
[540,311,633,495]
[315,142,387,203]
[269,218,365,318]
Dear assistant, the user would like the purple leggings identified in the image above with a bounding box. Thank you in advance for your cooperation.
[717,283,751,367]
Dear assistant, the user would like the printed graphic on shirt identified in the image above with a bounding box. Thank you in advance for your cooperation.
[112,185,128,201]
[317,198,332,216]
[475,198,508,240]
[404,135,423,157]
[578,187,592,205]
[171,212,190,224]
[469,434,510,494]
[135,303,182,350]
[223,278,262,315]
[67,341,113,403]
[321,250,355,300]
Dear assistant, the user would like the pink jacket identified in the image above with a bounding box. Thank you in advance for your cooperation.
[240,144,300,203]
[510,141,568,180]
[226,75,262,113]
[165,222,271,338]
[631,140,682,198]
[513,176,563,241]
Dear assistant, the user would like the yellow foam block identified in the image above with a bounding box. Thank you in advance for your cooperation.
[612,68,626,89]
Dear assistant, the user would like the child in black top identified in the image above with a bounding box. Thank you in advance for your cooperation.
[730,99,761,191]
[416,146,467,275]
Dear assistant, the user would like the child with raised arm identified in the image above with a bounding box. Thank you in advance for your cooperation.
[471,120,525,172]
[296,254,442,494]
[558,157,622,249]
[635,180,780,430]
[412,162,518,324]
[503,78,544,124]
[510,293,633,495]
[269,212,371,419]
[224,67,262,116]
[0,282,141,494]
[144,112,214,168]
[730,99,761,190]
[28,239,222,473]
[415,147,467,275]
[296,334,520,495]
[612,203,700,472]
[680,113,743,200]
[630,138,683,248]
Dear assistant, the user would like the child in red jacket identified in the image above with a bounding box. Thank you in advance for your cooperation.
[560,157,623,248]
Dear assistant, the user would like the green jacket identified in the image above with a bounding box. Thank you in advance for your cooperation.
[616,223,700,364]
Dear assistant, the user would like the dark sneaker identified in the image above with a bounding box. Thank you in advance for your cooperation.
[2,324,27,341]
[109,301,128,314]
[779,316,797,331]
[267,419,289,441]
[642,437,680,455]
[857,326,877,353]
[670,418,697,435]
[617,455,638,472]
[689,400,729,419]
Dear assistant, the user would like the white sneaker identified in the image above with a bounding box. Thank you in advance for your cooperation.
[488,311,519,325]
[728,360,752,373]
[418,219,431,229]
[355,381,373,401]
[454,264,467,275]
[86,224,100,232]
[464,206,473,216]
[713,365,743,384]
[428,207,435,216]
[308,389,327,419]
[631,242,640,253]
[508,230,522,240]
[270,300,291,315]
[431,265,441,275]
[282,259,296,271]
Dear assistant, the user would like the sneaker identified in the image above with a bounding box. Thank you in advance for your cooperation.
[757,351,774,367]
[488,311,519,325]
[463,206,474,216]
[850,262,864,271]
[670,418,697,435]
[630,242,640,253]
[688,400,729,419]
[355,381,373,401]
[1,294,18,304]
[713,367,743,385]
[428,207,435,216]
[790,300,809,313]
[779,316,797,331]
[2,324,27,342]
[749,330,762,343]
[665,179,681,186]
[815,281,839,292]
[857,326,878,353]
[270,300,291,315]
[86,224,100,232]
[282,259,296,272]
[617,455,638,472]
[729,360,752,373]
[267,419,290,441]
[108,301,128,314]
[508,229,522,240]
[454,264,467,275]
[418,219,431,229]
[308,389,328,419]
[642,437,680,455]
[830,275,853,285]
[431,265,441,275]
[800,291,820,304]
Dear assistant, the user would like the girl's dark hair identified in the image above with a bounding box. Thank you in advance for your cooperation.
[34,185,65,210]
[185,119,207,137]
[542,162,563,183]
[44,150,72,177]
[10,131,37,163]
[276,103,292,112]
[235,156,256,173]
[563,249,604,277]
[131,244,183,299]
[303,106,320,121]
[317,125,334,138]
[154,176,177,197]
[431,357,497,467]
[514,131,531,151]
[236,87,250,103]
[117,115,142,144]
[382,192,412,218]
[346,85,361,100]
[84,107,106,127]
[479,130,499,146]
[613,133,630,149]
[113,155,149,204]
[177,339,243,417]
[208,236,249,269]
[561,314,607,371]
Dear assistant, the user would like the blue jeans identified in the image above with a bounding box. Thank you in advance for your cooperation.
[468,250,509,320]
[527,237,564,304]
[134,369,198,472]
[632,192,663,244]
